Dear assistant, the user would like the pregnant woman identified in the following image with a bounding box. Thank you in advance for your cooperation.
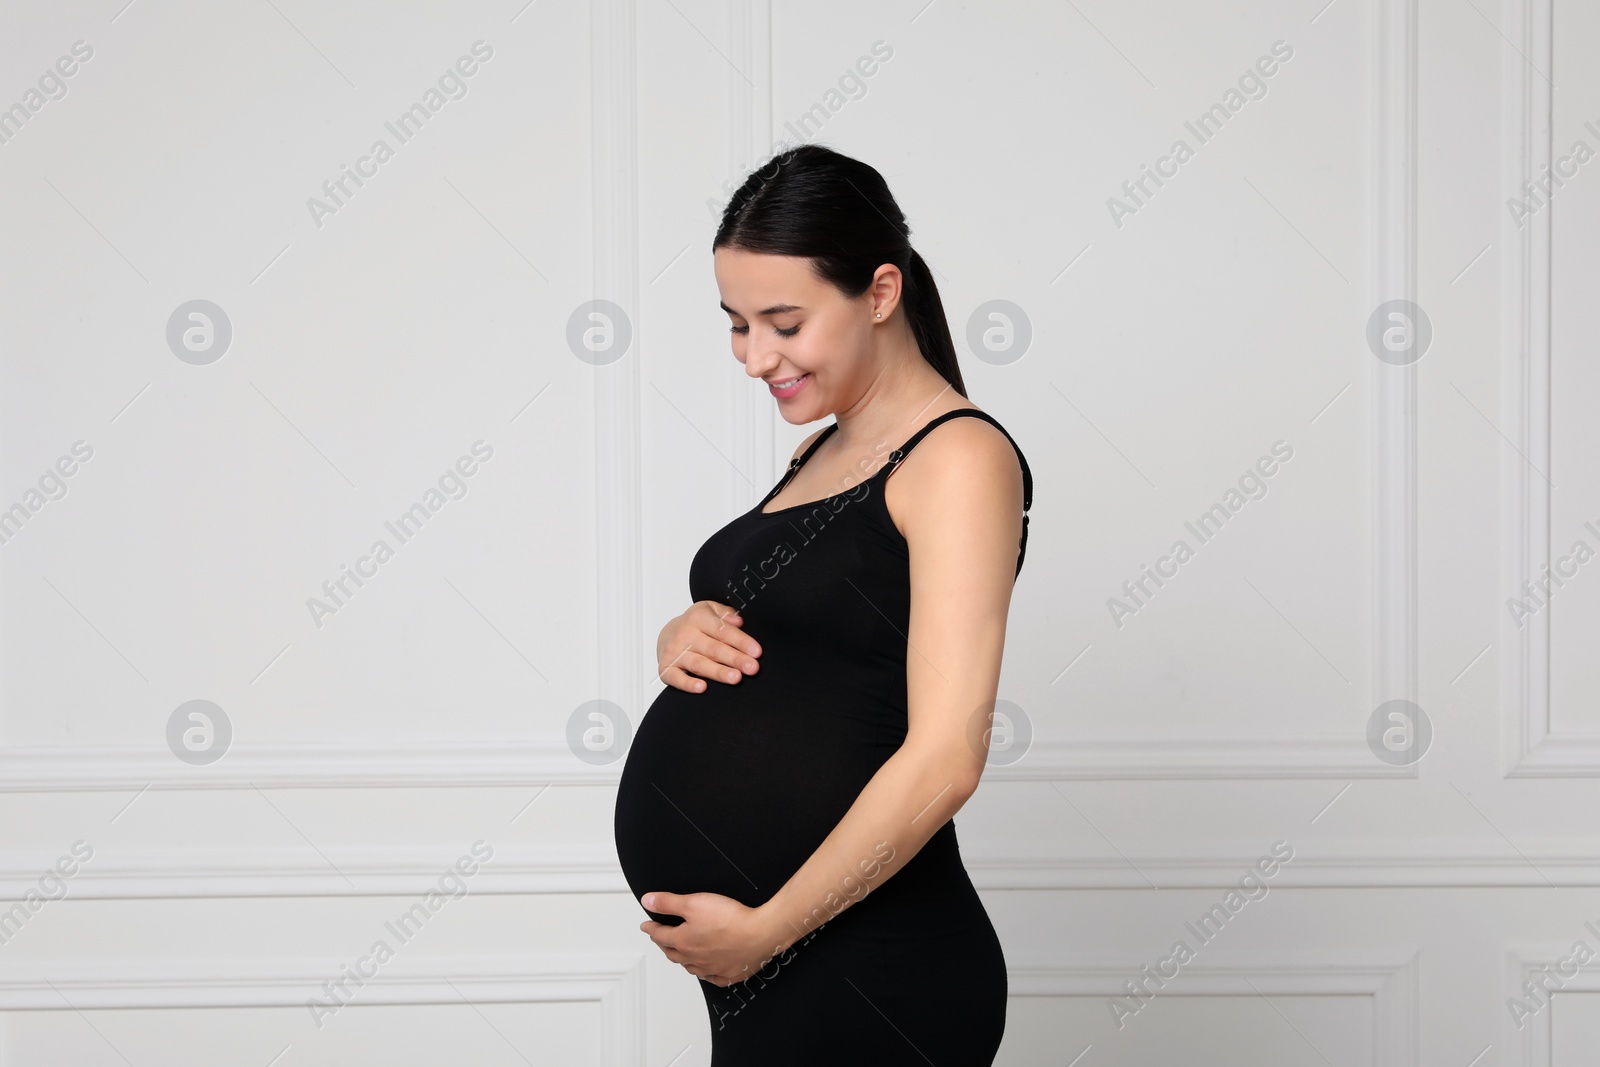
[613,144,1033,1066]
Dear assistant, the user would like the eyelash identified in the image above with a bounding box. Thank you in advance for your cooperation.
[730,324,800,337]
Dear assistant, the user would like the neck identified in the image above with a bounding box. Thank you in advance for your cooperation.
[832,325,963,459]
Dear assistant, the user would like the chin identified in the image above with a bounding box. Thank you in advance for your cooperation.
[777,403,822,425]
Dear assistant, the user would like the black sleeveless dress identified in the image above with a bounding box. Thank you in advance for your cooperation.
[613,408,1033,1066]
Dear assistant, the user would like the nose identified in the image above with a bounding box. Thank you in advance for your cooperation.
[741,330,781,379]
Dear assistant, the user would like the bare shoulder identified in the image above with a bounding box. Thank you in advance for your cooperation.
[883,408,1024,540]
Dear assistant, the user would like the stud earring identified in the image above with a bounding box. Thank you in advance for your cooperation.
[876,312,881,318]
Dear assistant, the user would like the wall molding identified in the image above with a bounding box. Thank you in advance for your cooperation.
[1502,944,1600,1067]
[0,949,1422,1065]
[0,740,613,791]
[1372,0,1420,726]
[1010,949,1418,1064]
[1498,0,1599,776]
[0,5,1420,795]
[0,954,645,1067]
[712,0,1421,779]
[13,840,1600,899]
[728,0,777,518]
[993,736,1408,779]
[696,0,1413,784]
[593,0,646,745]
[969,840,1600,889]
[0,733,1408,793]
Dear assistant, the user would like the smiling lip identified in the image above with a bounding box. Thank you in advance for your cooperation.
[767,373,810,399]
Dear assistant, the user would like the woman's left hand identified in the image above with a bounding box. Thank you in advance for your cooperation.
[639,891,787,987]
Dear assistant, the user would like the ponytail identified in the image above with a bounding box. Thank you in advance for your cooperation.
[902,248,967,398]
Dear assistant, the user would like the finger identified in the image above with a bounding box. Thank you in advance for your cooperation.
[702,634,763,676]
[700,603,762,654]
[663,636,750,683]
[682,630,757,675]
[657,645,736,692]
[656,639,708,683]
[668,633,736,675]
[702,605,762,659]
[681,649,751,686]
[658,665,708,693]
[643,891,686,917]
[699,601,744,629]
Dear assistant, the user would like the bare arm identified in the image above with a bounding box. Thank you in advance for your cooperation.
[748,418,1025,955]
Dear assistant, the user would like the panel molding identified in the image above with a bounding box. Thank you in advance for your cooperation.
[0,740,615,791]
[727,0,777,516]
[716,0,1418,781]
[1372,0,1421,724]
[1502,944,1600,1067]
[594,0,646,739]
[8,729,1427,796]
[1498,0,1597,776]
[675,0,1427,783]
[0,4,1420,792]
[0,954,645,1067]
[996,736,1406,779]
[14,840,1600,899]
[0,950,1421,1065]
[0,733,1409,793]
[1010,949,1418,1064]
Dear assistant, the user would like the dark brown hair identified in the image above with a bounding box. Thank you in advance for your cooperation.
[712,144,966,398]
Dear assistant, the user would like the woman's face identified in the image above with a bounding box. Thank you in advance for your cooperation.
[713,247,877,424]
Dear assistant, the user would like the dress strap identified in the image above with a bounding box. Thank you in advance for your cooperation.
[879,408,1033,576]
[760,422,839,505]
[881,409,1032,510]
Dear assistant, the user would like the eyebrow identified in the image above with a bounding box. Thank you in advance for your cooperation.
[720,301,804,317]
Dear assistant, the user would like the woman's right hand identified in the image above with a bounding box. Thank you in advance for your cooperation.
[656,601,762,692]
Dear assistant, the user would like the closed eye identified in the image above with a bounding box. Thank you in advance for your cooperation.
[729,324,800,337]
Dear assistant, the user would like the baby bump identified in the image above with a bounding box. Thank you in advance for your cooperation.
[612,677,895,923]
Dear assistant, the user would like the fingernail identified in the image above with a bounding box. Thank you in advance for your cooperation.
[643,893,655,908]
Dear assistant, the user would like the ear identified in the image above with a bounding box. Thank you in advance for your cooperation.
[868,263,905,322]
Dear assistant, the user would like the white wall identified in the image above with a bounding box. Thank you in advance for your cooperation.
[0,0,1595,1063]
